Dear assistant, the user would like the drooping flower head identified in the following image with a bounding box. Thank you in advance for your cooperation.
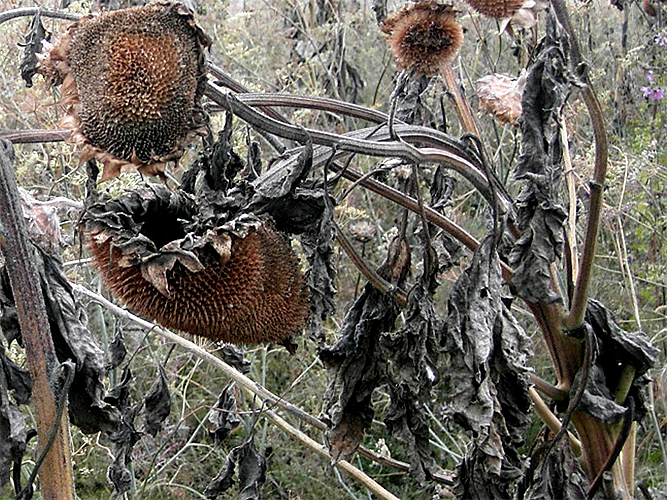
[86,186,310,346]
[39,2,211,180]
[464,0,526,18]
[382,1,463,76]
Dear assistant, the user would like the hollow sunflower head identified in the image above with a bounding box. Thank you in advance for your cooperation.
[40,2,211,181]
[464,0,525,18]
[382,1,463,76]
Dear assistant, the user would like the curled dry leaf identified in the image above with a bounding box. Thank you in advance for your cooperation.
[38,2,211,181]
[476,72,526,126]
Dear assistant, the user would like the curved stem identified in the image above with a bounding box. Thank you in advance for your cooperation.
[550,0,609,329]
[0,7,81,26]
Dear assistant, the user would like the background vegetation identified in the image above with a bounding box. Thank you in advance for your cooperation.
[0,0,665,498]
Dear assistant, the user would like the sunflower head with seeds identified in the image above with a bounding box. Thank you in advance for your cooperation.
[39,2,211,181]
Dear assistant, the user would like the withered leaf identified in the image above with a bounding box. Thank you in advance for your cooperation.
[442,237,531,499]
[143,366,171,437]
[107,327,127,371]
[320,235,409,463]
[0,364,27,489]
[320,284,398,462]
[252,140,313,200]
[519,440,587,500]
[1,243,120,435]
[19,10,50,88]
[207,384,241,444]
[205,439,266,500]
[237,439,267,500]
[0,344,31,405]
[577,300,659,424]
[509,18,570,305]
[42,251,121,434]
[107,403,141,495]
[215,345,251,374]
[205,446,238,498]
[376,241,440,482]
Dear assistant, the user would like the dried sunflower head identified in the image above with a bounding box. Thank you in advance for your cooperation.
[476,72,526,126]
[464,0,525,18]
[85,186,309,346]
[382,1,463,76]
[40,2,211,181]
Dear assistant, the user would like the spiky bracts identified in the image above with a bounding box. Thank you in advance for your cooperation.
[382,1,463,76]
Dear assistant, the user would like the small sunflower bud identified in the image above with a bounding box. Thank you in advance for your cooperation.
[464,0,526,19]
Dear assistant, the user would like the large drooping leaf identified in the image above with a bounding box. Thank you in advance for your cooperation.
[319,236,409,462]
[377,271,439,482]
[441,237,532,499]
[509,17,570,305]
[0,245,120,435]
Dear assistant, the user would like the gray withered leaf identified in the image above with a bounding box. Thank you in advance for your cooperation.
[237,439,267,500]
[205,439,266,500]
[252,140,313,200]
[0,344,31,405]
[319,235,409,463]
[107,327,127,371]
[578,300,659,423]
[521,440,587,500]
[376,242,440,482]
[0,268,21,346]
[301,199,337,339]
[205,446,238,498]
[105,368,140,496]
[19,10,50,88]
[143,366,171,437]
[107,403,142,496]
[1,242,120,434]
[441,237,531,499]
[509,17,570,305]
[39,249,121,434]
[207,383,241,444]
[319,284,399,462]
[215,345,251,374]
[586,299,658,377]
[0,364,27,489]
